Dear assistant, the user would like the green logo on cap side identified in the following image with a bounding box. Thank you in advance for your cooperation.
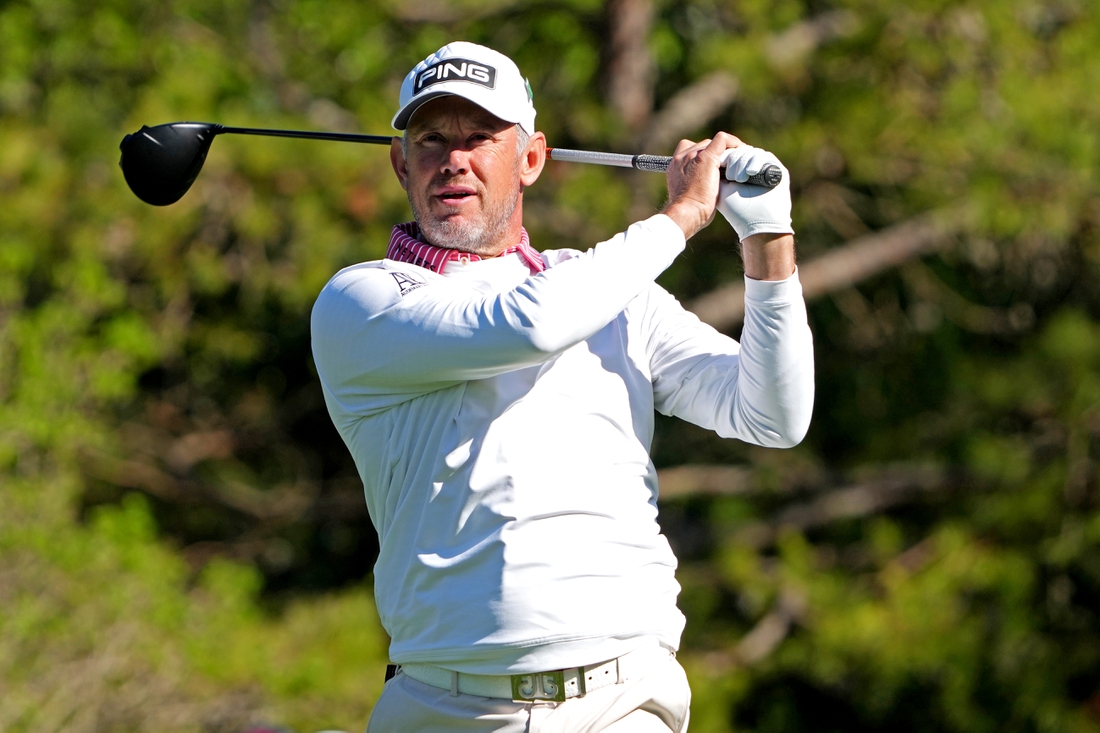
[525,78,533,103]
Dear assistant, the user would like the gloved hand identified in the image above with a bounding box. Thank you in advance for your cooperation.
[716,146,794,241]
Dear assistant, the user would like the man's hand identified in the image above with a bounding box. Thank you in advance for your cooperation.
[716,146,794,241]
[662,135,797,281]
[717,145,796,280]
[662,133,745,240]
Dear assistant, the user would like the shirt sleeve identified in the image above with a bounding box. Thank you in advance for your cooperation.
[311,214,687,407]
[646,270,815,448]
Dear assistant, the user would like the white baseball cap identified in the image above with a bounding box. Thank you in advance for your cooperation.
[392,42,536,134]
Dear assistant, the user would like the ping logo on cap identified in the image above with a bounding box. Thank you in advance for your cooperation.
[415,58,497,93]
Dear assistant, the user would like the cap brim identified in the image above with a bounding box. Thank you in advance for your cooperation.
[392,83,531,133]
[392,90,454,131]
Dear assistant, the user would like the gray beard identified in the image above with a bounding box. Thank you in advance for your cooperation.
[409,178,522,257]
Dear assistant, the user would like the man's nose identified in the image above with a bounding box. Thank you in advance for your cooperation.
[441,145,471,175]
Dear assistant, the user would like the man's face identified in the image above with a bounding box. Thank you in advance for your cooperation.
[394,96,529,256]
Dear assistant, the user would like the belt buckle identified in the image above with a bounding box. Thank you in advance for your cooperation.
[511,670,567,703]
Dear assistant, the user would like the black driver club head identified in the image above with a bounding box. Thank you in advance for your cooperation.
[119,122,222,206]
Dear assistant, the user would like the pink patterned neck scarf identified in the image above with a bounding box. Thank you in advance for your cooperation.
[386,222,545,275]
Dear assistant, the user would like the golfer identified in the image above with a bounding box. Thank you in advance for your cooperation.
[311,42,814,732]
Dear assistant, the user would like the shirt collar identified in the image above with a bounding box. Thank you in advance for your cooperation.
[386,222,545,276]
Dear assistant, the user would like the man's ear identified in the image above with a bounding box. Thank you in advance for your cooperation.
[390,136,409,191]
[520,131,547,188]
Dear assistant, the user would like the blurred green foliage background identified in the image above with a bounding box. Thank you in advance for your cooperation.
[3,0,1100,731]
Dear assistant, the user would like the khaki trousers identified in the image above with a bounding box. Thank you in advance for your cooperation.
[366,648,690,733]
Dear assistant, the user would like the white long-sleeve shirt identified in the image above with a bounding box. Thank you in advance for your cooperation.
[310,213,814,674]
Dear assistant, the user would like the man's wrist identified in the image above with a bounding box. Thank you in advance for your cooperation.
[661,200,710,240]
[741,233,796,281]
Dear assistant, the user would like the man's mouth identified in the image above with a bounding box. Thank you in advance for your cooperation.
[434,184,478,205]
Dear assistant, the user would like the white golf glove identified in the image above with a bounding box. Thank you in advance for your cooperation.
[716,146,794,241]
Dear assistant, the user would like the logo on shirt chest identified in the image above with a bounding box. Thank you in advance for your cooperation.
[391,271,426,296]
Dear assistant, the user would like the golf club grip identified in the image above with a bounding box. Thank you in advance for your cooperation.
[548,148,781,188]
[635,155,782,189]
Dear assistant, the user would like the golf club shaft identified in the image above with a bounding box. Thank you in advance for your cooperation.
[154,123,780,187]
[215,127,673,173]
[547,147,670,172]
[217,125,394,145]
[548,147,782,187]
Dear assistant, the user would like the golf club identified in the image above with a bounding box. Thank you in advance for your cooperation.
[119,121,783,206]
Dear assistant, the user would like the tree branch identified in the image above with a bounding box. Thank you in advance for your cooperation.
[765,10,861,69]
[687,208,967,331]
[639,71,739,153]
[730,465,953,550]
[697,588,808,673]
[386,0,521,23]
[656,463,755,500]
[901,261,1036,334]
[606,0,656,135]
[83,449,319,524]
